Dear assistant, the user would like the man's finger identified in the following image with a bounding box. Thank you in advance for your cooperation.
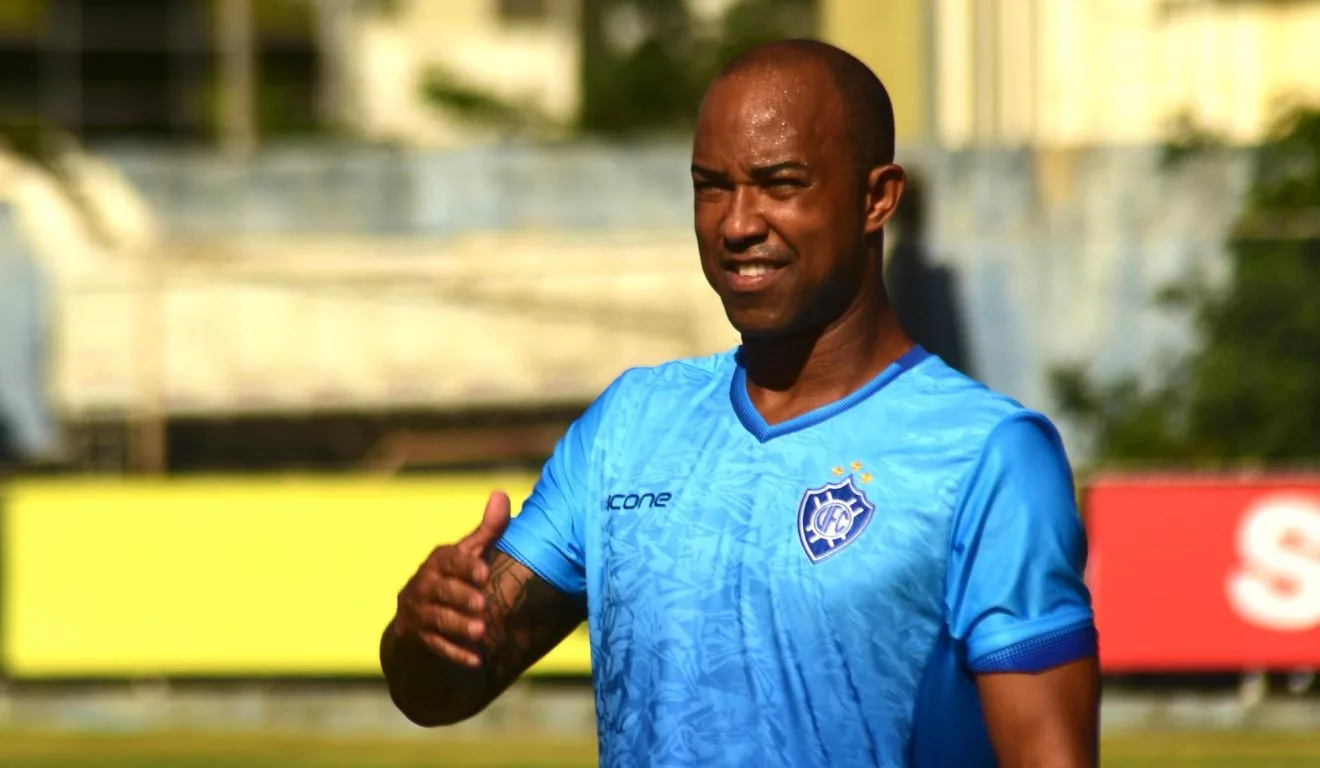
[420,631,482,669]
[458,490,512,556]
[419,604,486,643]
[427,571,486,614]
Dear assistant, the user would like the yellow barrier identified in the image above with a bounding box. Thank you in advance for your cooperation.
[1,477,593,678]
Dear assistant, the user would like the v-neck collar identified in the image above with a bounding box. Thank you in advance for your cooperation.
[729,345,931,443]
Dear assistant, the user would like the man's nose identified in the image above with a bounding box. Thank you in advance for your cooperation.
[720,186,769,251]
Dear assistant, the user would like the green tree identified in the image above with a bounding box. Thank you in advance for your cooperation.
[414,0,813,138]
[579,0,815,136]
[420,66,554,134]
[1052,105,1320,471]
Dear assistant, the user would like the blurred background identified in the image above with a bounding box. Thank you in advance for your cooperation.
[0,0,1318,765]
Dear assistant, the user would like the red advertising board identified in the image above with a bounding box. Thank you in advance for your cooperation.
[1085,476,1320,672]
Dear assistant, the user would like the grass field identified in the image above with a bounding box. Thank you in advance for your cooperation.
[1,732,1319,767]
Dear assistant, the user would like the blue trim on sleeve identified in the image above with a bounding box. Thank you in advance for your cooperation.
[970,622,1097,675]
[493,538,579,598]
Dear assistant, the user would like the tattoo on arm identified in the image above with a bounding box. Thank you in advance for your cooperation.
[478,551,585,697]
[381,551,583,726]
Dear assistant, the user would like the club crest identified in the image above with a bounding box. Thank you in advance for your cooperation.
[797,474,876,564]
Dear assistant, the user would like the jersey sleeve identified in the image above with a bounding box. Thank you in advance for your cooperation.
[493,376,623,600]
[946,411,1097,675]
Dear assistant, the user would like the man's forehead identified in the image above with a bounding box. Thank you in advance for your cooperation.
[698,68,842,144]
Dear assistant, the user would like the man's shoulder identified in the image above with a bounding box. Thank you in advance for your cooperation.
[586,348,737,426]
[605,348,737,399]
[901,354,1063,455]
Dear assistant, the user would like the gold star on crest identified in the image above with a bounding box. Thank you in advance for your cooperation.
[860,472,873,484]
[850,460,863,471]
[831,466,844,476]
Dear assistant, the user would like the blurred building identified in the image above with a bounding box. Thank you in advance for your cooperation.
[336,0,739,145]
[347,0,582,145]
[0,141,734,473]
[6,1,1320,148]
[0,0,321,142]
[0,0,710,148]
[5,0,1318,473]
[827,0,1320,148]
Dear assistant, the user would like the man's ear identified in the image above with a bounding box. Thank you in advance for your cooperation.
[864,164,907,237]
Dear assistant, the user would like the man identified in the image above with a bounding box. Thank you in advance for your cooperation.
[382,39,1099,767]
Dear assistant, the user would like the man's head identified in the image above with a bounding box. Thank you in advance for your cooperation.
[691,39,905,338]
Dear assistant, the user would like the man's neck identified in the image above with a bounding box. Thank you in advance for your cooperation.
[741,298,913,427]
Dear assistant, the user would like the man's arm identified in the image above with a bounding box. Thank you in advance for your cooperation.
[383,372,625,726]
[476,552,584,692]
[977,658,1101,768]
[380,495,584,726]
[946,412,1100,767]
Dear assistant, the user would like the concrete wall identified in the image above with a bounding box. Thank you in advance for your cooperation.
[95,143,1251,443]
[0,140,1255,460]
[899,145,1251,430]
[48,233,736,418]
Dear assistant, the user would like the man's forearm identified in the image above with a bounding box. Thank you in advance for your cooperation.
[977,658,1100,768]
[379,621,491,727]
[381,552,583,728]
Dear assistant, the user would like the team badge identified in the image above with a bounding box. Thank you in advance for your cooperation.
[797,469,876,564]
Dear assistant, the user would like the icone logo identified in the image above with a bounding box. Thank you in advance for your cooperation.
[1226,494,1320,632]
[607,492,672,511]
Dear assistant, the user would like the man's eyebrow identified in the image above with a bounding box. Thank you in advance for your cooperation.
[691,161,811,178]
[749,161,810,176]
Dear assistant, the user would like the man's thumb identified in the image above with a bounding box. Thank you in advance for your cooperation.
[462,490,511,553]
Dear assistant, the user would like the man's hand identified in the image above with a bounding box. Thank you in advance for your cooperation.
[390,491,512,668]
[381,490,584,726]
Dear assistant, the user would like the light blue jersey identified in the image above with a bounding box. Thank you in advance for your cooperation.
[496,346,1096,767]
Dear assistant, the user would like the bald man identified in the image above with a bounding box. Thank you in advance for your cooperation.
[382,40,1099,767]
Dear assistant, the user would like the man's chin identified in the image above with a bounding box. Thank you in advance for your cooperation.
[725,309,794,341]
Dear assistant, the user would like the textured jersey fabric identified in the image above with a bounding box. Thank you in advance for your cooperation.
[495,346,1096,767]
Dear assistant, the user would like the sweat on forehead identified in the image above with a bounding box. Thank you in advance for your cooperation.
[704,68,843,138]
[708,39,896,168]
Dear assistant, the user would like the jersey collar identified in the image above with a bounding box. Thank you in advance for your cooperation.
[729,345,931,443]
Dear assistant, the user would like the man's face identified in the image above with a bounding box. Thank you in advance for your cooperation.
[691,65,869,338]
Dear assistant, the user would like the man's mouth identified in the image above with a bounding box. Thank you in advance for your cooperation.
[722,259,789,293]
[733,262,779,277]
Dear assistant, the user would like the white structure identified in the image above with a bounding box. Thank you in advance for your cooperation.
[333,0,742,146]
[0,147,734,422]
[932,0,1320,147]
[345,0,582,145]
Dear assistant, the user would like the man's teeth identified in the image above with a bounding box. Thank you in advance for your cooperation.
[737,263,774,277]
